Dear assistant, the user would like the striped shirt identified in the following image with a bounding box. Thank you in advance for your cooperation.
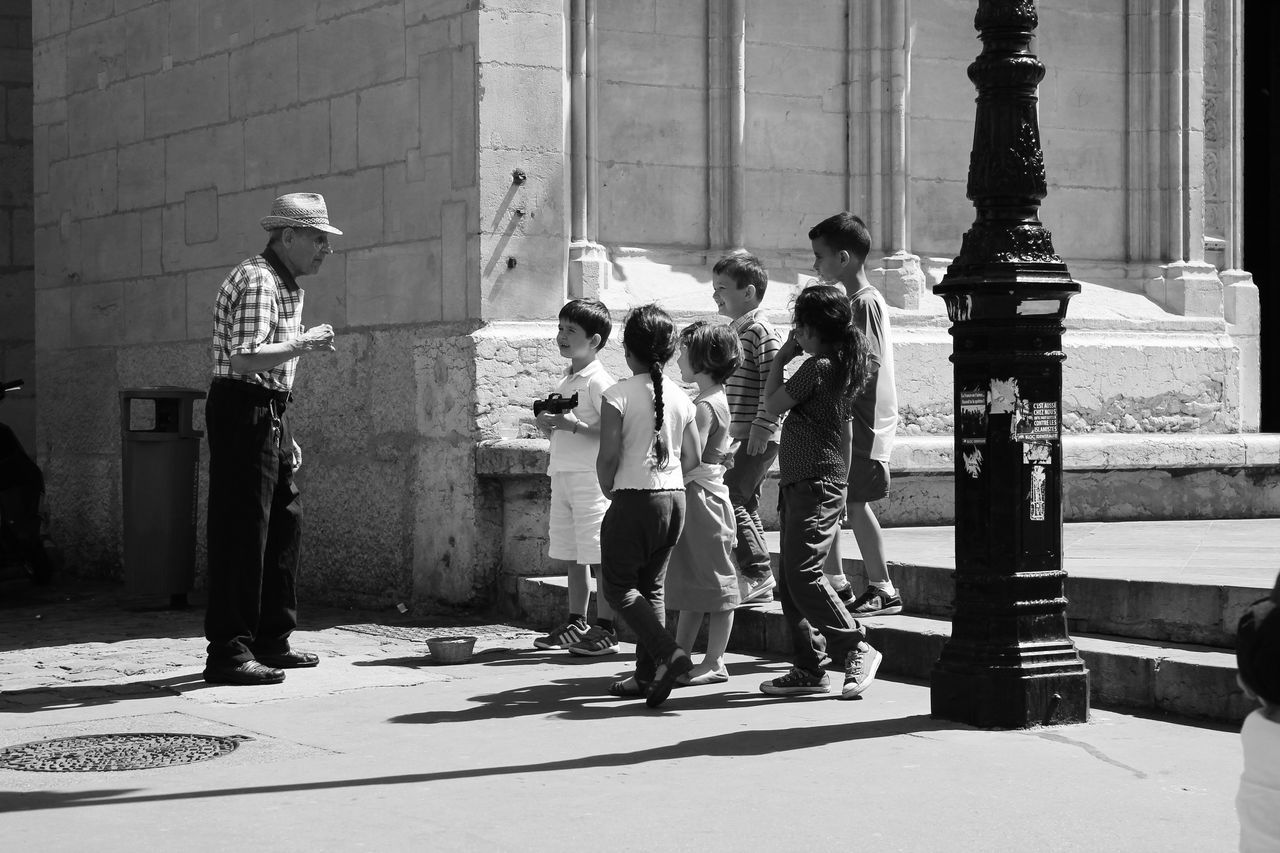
[725,308,783,442]
[848,284,898,462]
[211,246,304,393]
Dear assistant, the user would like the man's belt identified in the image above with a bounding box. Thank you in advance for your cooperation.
[210,377,293,408]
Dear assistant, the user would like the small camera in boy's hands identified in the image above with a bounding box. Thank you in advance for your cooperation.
[533,392,578,417]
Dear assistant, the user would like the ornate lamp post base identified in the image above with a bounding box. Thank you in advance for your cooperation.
[930,0,1089,728]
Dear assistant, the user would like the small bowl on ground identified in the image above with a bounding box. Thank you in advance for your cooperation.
[425,635,477,665]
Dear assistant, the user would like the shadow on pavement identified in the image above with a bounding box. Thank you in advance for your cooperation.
[0,673,209,714]
[386,666,906,724]
[0,712,960,813]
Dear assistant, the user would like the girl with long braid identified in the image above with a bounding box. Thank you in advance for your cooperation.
[596,304,701,707]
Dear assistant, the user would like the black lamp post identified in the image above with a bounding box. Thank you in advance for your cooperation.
[931,0,1090,728]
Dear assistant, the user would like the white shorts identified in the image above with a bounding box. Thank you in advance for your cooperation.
[547,471,610,564]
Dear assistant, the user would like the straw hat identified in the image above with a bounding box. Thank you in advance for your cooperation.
[259,192,343,235]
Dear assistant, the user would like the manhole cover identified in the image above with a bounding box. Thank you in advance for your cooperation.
[0,733,242,772]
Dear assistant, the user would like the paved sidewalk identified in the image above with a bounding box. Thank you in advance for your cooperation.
[0,576,1250,852]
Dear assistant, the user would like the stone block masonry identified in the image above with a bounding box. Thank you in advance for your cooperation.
[26,0,496,603]
[12,0,1265,613]
[0,3,34,451]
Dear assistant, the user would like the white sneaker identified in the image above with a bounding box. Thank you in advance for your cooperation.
[840,643,882,699]
[739,573,776,604]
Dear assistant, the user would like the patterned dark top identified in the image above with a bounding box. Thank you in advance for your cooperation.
[778,356,851,487]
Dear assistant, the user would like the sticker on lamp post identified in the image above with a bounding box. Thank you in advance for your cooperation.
[1028,465,1047,521]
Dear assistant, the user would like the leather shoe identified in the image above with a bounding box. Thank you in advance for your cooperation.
[203,660,286,685]
[253,650,319,669]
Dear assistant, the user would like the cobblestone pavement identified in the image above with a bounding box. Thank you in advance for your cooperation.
[0,578,539,712]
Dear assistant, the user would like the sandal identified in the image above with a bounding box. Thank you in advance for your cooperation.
[608,675,648,698]
[645,649,693,708]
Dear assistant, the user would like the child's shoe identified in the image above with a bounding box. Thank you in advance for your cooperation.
[847,587,903,617]
[840,642,882,699]
[567,625,619,656]
[739,572,776,604]
[759,666,830,696]
[533,619,588,650]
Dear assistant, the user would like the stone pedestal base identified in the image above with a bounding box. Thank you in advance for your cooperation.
[879,251,926,309]
[1158,261,1223,317]
[569,240,610,299]
[931,659,1090,729]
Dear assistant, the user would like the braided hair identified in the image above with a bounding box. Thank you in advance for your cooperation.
[622,304,679,468]
[791,285,871,402]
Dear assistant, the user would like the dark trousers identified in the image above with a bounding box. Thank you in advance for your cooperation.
[204,380,302,664]
[777,479,865,672]
[599,489,685,684]
[724,440,778,580]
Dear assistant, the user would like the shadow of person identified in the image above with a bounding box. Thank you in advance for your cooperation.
[0,714,965,813]
[0,672,210,714]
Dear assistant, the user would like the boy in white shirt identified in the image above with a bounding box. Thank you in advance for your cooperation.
[1236,592,1280,852]
[808,212,903,617]
[533,299,620,656]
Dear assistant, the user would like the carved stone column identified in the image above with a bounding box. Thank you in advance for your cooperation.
[708,0,746,250]
[568,0,609,297]
[1127,0,1223,316]
[931,0,1090,729]
[849,0,925,309]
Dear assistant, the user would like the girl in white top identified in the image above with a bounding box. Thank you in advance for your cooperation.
[668,321,744,686]
[596,304,700,708]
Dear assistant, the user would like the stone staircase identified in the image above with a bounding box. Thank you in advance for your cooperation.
[517,520,1277,724]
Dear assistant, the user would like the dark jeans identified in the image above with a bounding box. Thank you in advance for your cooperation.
[724,439,778,580]
[204,379,302,664]
[777,479,865,672]
[599,489,685,684]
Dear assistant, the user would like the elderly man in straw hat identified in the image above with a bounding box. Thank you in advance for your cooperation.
[203,192,339,686]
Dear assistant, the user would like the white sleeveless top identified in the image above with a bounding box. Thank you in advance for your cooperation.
[602,374,697,491]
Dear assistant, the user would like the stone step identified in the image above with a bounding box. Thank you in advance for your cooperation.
[771,526,1275,649]
[515,575,1252,723]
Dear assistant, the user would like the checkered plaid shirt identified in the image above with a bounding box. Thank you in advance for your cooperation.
[211,246,304,392]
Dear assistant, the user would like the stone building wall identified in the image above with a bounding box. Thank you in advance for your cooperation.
[27,0,508,603]
[11,0,1265,608]
[0,2,33,450]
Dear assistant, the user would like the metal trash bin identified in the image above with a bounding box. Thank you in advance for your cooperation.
[120,387,206,606]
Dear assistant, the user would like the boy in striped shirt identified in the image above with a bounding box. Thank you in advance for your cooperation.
[713,251,783,604]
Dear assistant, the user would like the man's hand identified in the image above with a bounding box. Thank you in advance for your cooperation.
[300,324,336,352]
[746,434,769,455]
[291,439,303,471]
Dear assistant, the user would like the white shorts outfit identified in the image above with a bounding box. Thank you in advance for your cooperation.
[548,471,610,564]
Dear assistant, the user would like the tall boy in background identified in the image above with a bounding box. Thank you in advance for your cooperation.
[808,213,903,617]
[713,251,783,604]
[534,298,620,655]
